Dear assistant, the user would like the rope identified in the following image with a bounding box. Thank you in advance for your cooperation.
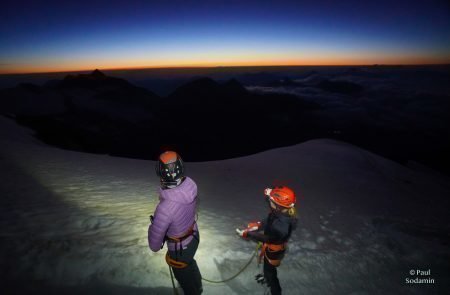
[163,212,260,288]
[168,265,179,295]
[201,242,262,284]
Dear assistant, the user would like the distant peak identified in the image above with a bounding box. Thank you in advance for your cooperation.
[181,77,219,89]
[191,77,218,85]
[223,78,247,93]
[226,78,241,85]
[91,69,105,77]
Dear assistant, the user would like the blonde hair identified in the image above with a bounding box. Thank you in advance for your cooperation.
[270,198,296,217]
[280,206,296,217]
[287,207,296,217]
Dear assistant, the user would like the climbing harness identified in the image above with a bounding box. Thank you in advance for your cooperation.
[164,222,198,259]
[259,242,287,267]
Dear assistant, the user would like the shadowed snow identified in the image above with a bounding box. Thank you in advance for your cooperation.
[1,116,449,294]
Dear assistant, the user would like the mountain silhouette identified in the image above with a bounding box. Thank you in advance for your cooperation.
[2,72,320,161]
[169,77,247,100]
[91,69,105,78]
[58,69,132,90]
[222,78,248,95]
[160,77,320,157]
[168,77,248,108]
[2,66,449,173]
[235,72,280,85]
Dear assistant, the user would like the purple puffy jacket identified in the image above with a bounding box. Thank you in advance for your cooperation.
[148,177,199,252]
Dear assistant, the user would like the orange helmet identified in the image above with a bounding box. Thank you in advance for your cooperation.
[268,186,296,208]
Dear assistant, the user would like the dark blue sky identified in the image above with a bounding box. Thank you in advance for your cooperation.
[1,0,449,73]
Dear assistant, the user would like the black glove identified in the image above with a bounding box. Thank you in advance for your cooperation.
[150,215,154,224]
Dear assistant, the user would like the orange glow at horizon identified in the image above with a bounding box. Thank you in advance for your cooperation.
[1,54,449,74]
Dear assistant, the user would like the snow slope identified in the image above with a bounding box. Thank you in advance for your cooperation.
[0,116,449,295]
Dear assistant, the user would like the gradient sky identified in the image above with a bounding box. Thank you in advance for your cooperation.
[1,0,449,74]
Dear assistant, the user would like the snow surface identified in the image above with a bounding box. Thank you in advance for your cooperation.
[1,116,449,294]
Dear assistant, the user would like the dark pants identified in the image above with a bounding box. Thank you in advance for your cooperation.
[168,233,203,295]
[264,257,282,295]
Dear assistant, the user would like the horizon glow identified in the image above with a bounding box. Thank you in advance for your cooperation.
[1,0,449,74]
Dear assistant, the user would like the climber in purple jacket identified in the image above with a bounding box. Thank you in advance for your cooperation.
[148,151,202,295]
